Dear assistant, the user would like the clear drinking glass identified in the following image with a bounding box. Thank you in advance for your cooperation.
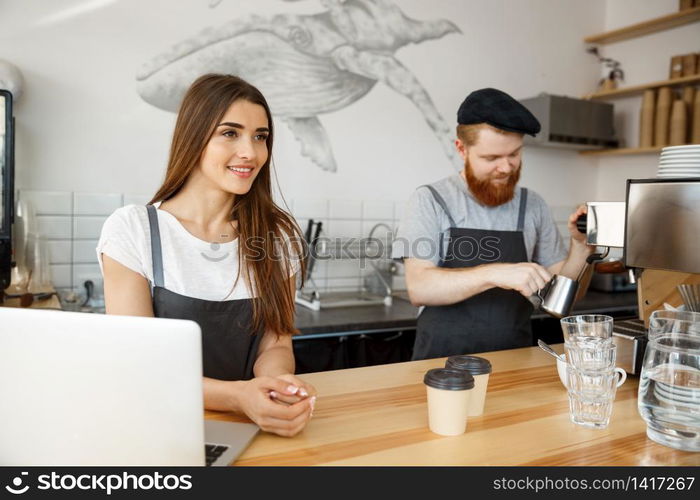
[564,338,616,372]
[567,363,625,429]
[638,333,700,451]
[560,315,613,344]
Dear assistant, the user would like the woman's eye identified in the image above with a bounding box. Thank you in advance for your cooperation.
[223,130,237,138]
[255,134,269,141]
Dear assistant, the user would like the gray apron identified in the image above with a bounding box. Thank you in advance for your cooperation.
[412,187,533,360]
[146,205,261,381]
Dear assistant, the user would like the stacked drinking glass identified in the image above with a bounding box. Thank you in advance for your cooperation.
[561,314,626,429]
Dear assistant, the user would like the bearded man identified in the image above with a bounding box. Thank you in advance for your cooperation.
[392,88,596,360]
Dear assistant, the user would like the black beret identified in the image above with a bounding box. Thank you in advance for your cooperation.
[457,88,541,136]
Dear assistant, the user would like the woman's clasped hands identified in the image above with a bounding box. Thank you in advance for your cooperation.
[238,374,317,437]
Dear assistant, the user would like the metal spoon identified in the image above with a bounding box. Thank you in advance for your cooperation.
[537,339,565,362]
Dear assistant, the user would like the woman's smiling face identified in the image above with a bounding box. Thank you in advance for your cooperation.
[198,99,270,195]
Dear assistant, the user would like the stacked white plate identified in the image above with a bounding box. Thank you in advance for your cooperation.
[657,145,700,178]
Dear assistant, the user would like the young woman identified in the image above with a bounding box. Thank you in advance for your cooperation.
[97,74,316,437]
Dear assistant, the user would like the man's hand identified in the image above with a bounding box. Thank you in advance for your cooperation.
[567,204,594,250]
[484,262,552,298]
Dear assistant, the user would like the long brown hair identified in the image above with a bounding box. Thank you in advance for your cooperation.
[149,74,305,337]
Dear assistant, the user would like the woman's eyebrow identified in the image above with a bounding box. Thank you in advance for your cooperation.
[217,122,269,133]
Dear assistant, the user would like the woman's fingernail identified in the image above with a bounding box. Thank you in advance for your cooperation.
[299,388,308,397]
[286,385,299,394]
[269,391,278,399]
[310,396,316,411]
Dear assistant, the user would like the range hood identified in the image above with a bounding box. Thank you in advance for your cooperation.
[519,93,618,150]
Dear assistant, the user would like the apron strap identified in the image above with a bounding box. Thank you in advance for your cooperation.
[420,185,457,227]
[146,205,165,289]
[517,188,528,232]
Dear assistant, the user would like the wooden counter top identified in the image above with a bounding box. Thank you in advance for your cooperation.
[206,345,699,466]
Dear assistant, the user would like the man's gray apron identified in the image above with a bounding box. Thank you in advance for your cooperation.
[412,187,533,360]
[146,205,261,380]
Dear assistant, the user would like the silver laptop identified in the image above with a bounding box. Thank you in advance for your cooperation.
[0,308,258,466]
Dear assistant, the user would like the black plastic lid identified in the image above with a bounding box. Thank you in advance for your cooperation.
[423,368,475,391]
[445,355,492,375]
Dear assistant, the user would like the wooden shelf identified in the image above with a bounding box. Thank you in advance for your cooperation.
[584,74,700,100]
[579,147,663,157]
[584,6,700,44]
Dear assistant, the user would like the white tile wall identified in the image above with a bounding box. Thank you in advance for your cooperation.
[292,196,404,293]
[73,192,122,215]
[73,216,108,239]
[326,260,362,279]
[72,240,99,264]
[295,218,311,238]
[362,200,394,221]
[293,199,328,219]
[19,190,72,215]
[324,220,363,239]
[308,259,327,279]
[72,263,103,296]
[326,277,361,290]
[302,259,327,291]
[392,200,409,221]
[362,220,396,240]
[278,198,294,214]
[328,199,362,220]
[47,240,72,264]
[551,205,576,223]
[306,276,328,291]
[123,193,151,206]
[21,190,406,296]
[37,216,72,239]
[49,264,72,289]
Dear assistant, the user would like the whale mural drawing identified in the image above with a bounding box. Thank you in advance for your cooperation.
[136,0,461,172]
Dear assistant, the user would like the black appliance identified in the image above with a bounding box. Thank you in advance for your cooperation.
[0,90,15,291]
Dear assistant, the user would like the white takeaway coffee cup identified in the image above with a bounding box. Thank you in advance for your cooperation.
[424,368,475,436]
[445,355,493,416]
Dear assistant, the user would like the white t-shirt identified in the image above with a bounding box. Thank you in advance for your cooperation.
[96,204,300,301]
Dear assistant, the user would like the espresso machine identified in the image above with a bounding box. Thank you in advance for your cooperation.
[583,178,700,374]
[0,90,14,293]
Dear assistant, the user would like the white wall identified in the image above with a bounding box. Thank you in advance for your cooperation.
[593,0,700,200]
[5,0,696,294]
[3,0,606,208]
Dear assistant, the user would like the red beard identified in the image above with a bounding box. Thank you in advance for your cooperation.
[465,161,521,207]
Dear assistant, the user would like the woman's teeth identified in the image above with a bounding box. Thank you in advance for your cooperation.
[228,166,253,173]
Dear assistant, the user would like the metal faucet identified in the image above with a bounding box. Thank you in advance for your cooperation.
[367,222,393,242]
[364,223,396,297]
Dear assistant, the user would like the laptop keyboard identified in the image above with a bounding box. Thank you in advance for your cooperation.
[205,443,230,466]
